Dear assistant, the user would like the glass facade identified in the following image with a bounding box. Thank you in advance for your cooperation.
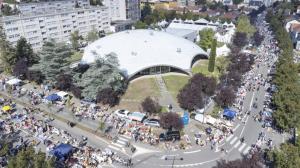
[141,66,171,75]
[130,65,190,80]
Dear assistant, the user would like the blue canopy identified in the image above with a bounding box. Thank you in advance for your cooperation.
[181,111,189,125]
[50,143,73,159]
[46,94,61,101]
[223,109,236,119]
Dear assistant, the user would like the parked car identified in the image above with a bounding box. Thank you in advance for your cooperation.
[159,131,181,141]
[143,118,160,127]
[128,112,147,122]
[114,109,130,119]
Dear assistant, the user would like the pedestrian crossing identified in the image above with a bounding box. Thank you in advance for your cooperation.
[229,137,238,145]
[238,143,247,152]
[225,134,234,142]
[108,134,131,152]
[223,134,252,155]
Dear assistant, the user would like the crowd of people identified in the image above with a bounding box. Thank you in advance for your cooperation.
[247,11,279,155]
[0,94,130,167]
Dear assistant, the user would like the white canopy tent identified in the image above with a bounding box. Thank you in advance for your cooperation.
[6,78,21,85]
[56,91,68,99]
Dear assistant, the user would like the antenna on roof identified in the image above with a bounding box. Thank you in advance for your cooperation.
[177,48,181,53]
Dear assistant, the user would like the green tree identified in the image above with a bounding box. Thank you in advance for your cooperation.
[86,27,99,43]
[1,4,13,16]
[34,150,48,168]
[15,37,39,66]
[236,15,256,38]
[141,97,162,115]
[141,1,152,21]
[0,24,16,73]
[31,40,72,84]
[266,11,300,131]
[208,39,217,72]
[134,21,147,29]
[0,140,10,157]
[76,52,124,99]
[232,0,243,5]
[89,0,102,6]
[8,146,55,168]
[216,56,230,75]
[199,28,215,51]
[195,0,206,5]
[70,30,82,50]
[267,143,300,168]
[98,121,106,133]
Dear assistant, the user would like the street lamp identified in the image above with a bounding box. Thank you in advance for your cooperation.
[165,156,183,168]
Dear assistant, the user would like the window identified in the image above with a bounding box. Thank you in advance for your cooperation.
[8,34,20,39]
[61,13,69,17]
[5,21,12,25]
[6,27,18,32]
[48,27,57,31]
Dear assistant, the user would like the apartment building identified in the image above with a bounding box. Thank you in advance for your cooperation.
[177,0,195,7]
[2,6,110,50]
[17,0,90,14]
[103,0,141,21]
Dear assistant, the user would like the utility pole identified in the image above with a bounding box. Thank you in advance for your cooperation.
[165,156,183,168]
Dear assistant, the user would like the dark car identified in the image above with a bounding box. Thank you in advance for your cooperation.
[159,131,181,141]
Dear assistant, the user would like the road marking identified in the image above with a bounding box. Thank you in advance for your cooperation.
[239,116,249,137]
[120,134,131,140]
[226,134,234,142]
[183,149,201,154]
[230,137,238,145]
[238,143,247,152]
[218,142,226,147]
[243,146,251,155]
[234,141,241,148]
[116,139,127,145]
[249,91,255,111]
[108,145,121,152]
[159,158,219,167]
[233,124,240,132]
[118,137,129,141]
[111,142,123,148]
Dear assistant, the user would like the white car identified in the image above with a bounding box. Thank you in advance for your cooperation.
[114,109,130,119]
[143,119,160,127]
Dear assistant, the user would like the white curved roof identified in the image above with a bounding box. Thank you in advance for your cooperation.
[82,29,207,77]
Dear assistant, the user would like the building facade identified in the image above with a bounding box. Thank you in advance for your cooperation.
[1,6,110,50]
[177,0,195,7]
[17,0,90,14]
[103,0,140,21]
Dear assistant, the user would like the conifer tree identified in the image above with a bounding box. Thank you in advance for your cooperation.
[208,39,217,72]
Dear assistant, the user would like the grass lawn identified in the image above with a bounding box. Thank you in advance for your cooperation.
[114,101,141,112]
[208,105,222,118]
[122,77,160,100]
[192,59,220,78]
[163,75,190,100]
[68,51,83,62]
[192,57,230,80]
[116,77,160,111]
